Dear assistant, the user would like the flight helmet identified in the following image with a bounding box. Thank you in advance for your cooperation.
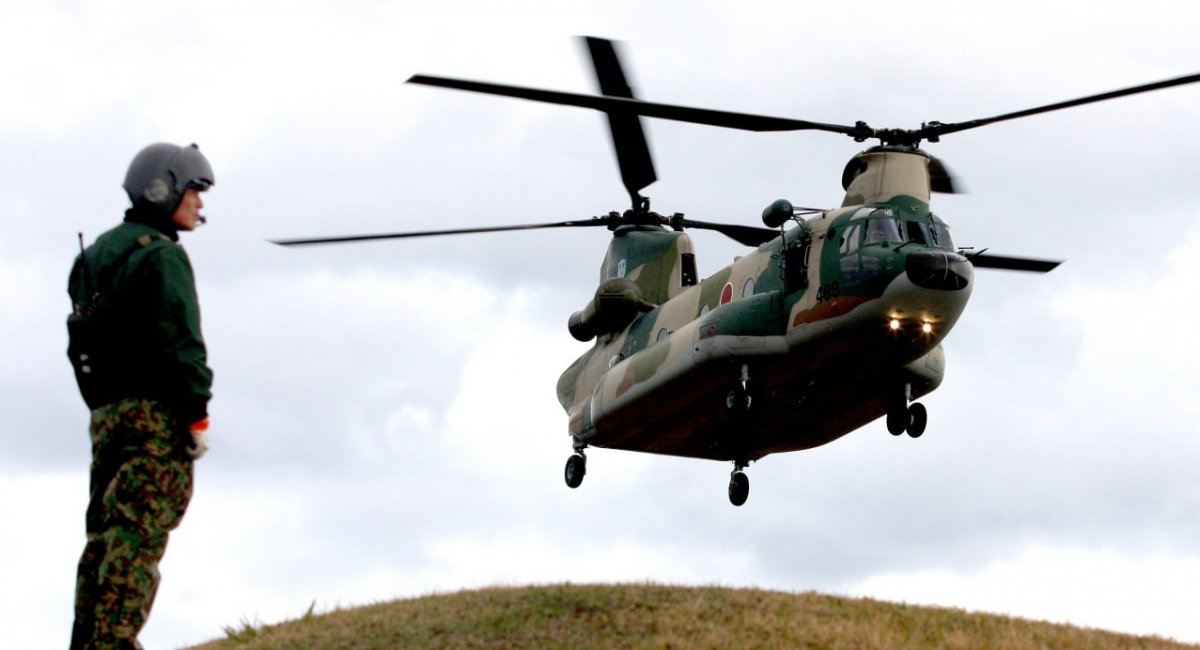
[122,143,214,215]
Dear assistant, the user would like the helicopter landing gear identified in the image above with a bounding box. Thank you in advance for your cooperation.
[728,461,750,506]
[886,405,906,435]
[906,402,927,438]
[564,450,587,489]
[886,384,927,438]
[726,386,752,411]
[725,364,753,411]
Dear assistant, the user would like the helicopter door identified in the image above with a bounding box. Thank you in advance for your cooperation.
[784,235,812,293]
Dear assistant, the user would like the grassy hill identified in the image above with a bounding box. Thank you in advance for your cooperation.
[188,583,1196,649]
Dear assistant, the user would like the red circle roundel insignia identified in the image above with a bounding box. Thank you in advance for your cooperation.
[720,282,734,305]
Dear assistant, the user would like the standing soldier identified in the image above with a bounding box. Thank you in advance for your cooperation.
[67,143,215,649]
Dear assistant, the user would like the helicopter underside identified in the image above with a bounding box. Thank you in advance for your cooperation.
[578,322,945,464]
[571,273,965,463]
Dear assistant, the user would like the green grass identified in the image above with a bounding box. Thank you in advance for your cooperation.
[187,583,1196,649]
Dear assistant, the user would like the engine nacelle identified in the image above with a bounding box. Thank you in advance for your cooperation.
[568,277,651,342]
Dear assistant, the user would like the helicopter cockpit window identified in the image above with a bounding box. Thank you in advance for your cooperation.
[864,218,903,245]
[904,220,928,245]
[929,217,956,250]
[850,206,894,220]
[839,223,862,255]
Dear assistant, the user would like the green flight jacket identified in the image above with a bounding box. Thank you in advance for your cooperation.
[68,216,213,422]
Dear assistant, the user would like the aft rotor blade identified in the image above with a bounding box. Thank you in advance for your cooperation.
[923,71,1200,140]
[966,253,1061,273]
[584,37,657,204]
[407,74,865,136]
[271,217,617,247]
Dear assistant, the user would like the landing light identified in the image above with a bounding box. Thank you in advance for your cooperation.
[889,319,901,331]
[921,323,934,334]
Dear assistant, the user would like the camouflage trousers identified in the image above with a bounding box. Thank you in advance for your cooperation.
[70,398,194,650]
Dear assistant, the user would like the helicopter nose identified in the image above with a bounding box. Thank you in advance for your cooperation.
[905,250,972,290]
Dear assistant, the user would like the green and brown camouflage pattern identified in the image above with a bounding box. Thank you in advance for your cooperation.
[71,398,194,650]
[557,148,972,462]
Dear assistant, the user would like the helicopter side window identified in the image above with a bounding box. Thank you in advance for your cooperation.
[840,224,861,255]
[904,221,928,245]
[681,253,698,286]
[929,219,956,250]
[864,218,903,245]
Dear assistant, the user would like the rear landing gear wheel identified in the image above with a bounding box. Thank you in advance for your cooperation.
[906,402,927,438]
[728,469,749,506]
[564,453,586,489]
[725,363,753,412]
[726,386,752,411]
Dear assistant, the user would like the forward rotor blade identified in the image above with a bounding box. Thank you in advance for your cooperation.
[408,74,865,136]
[928,155,963,194]
[584,37,657,205]
[966,252,1061,273]
[680,219,780,247]
[271,217,617,247]
[923,71,1200,140]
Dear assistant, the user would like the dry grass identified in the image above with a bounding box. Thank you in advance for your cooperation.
[187,583,1196,650]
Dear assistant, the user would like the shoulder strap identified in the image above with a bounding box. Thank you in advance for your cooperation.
[92,232,173,304]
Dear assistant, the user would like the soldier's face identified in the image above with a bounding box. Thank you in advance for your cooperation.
[171,188,205,232]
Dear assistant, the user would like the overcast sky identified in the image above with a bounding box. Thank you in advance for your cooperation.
[3,1,1200,647]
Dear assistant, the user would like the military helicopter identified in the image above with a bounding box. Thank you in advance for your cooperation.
[274,38,1200,506]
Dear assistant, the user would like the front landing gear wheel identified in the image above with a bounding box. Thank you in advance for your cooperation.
[564,453,586,488]
[728,471,749,506]
[886,405,907,436]
[906,402,927,438]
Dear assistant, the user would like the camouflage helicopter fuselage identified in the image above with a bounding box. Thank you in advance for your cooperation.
[556,147,973,464]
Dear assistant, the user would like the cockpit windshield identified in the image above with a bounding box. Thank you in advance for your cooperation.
[864,217,903,245]
[850,207,904,247]
[846,206,955,252]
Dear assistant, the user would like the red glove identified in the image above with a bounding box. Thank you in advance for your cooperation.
[187,418,210,459]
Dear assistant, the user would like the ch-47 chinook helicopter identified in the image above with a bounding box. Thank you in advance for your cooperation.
[275,38,1200,506]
